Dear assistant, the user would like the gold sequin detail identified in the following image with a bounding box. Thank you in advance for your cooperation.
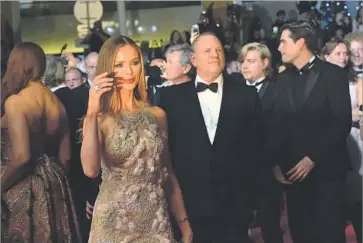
[89,108,173,243]
[1,128,82,243]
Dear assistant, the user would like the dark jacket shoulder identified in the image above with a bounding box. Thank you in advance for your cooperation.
[315,58,348,77]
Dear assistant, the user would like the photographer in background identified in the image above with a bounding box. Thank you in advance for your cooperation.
[272,10,286,39]
[196,5,225,46]
[82,20,110,53]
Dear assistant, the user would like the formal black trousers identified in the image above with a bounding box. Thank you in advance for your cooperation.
[285,174,346,243]
[258,191,284,243]
[255,172,284,243]
[347,200,362,243]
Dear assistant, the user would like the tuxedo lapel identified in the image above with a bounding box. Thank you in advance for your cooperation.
[304,69,320,102]
[258,79,269,98]
[185,82,212,146]
[213,77,230,147]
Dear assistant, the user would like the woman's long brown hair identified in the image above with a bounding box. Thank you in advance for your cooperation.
[96,36,148,115]
[1,42,46,115]
[321,37,356,82]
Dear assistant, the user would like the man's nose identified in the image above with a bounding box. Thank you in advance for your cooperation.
[210,50,219,57]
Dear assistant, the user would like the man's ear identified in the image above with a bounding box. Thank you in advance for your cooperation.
[263,58,270,70]
[190,53,197,67]
[296,38,305,50]
[183,64,192,74]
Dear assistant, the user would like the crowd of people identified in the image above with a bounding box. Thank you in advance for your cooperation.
[1,5,363,243]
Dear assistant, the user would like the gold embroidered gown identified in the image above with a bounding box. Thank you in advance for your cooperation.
[1,128,82,243]
[88,108,174,243]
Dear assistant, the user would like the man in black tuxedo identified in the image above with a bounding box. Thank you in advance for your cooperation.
[160,32,264,243]
[240,42,283,243]
[269,21,352,243]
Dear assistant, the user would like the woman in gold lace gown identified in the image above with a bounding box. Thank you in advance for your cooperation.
[1,43,82,242]
[81,36,193,243]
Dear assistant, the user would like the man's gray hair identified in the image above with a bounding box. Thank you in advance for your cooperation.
[165,44,193,66]
[44,55,65,89]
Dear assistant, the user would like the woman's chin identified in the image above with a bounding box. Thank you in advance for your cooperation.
[115,84,137,92]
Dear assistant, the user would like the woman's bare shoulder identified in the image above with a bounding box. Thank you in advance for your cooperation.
[4,94,24,114]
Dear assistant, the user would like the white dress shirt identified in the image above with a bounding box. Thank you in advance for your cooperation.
[153,81,173,94]
[50,83,67,92]
[245,75,266,92]
[195,74,223,144]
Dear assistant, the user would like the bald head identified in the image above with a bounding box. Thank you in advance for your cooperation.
[85,52,98,82]
[190,33,225,83]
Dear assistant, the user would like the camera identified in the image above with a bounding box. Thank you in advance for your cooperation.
[59,56,68,66]
[191,24,199,34]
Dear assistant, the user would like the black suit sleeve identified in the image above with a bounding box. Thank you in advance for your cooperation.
[158,87,167,111]
[307,67,352,165]
[265,78,287,167]
[251,89,265,163]
[240,87,265,210]
[158,88,175,159]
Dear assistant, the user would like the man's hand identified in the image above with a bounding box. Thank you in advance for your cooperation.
[61,52,78,69]
[190,31,199,44]
[287,156,315,182]
[86,201,94,220]
[273,165,292,185]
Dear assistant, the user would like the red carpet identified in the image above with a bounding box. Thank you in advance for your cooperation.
[249,213,358,243]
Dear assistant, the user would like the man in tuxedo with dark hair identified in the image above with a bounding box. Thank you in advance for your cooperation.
[269,21,352,243]
[240,42,283,243]
[160,32,264,243]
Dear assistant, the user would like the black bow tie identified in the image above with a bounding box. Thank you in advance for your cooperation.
[196,82,218,93]
[248,79,265,87]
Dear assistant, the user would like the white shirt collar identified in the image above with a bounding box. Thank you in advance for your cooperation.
[246,75,266,86]
[156,81,173,88]
[195,74,223,94]
[51,83,67,92]
[309,55,316,64]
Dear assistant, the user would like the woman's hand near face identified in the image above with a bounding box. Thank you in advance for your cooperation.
[87,72,114,115]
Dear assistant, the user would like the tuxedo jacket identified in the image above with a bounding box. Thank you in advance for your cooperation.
[258,77,275,110]
[237,75,281,196]
[230,74,275,111]
[268,58,352,178]
[71,84,89,116]
[236,74,276,141]
[70,84,101,205]
[56,85,99,207]
[159,74,264,219]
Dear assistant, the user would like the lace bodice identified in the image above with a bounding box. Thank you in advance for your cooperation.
[89,107,174,243]
[102,108,168,183]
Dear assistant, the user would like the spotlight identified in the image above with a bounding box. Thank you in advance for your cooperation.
[137,26,144,33]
